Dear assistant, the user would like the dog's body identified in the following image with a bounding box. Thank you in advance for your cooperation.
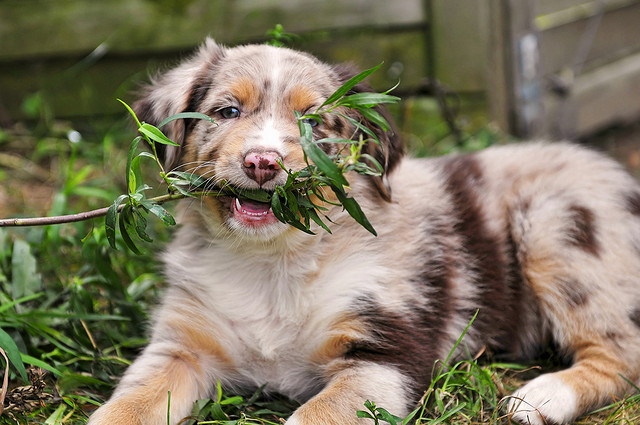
[89,40,640,425]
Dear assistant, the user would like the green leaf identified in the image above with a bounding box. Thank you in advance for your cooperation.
[105,194,128,250]
[358,107,393,132]
[307,207,332,234]
[10,239,42,300]
[318,63,383,110]
[336,92,400,108]
[133,209,153,243]
[126,136,142,195]
[340,114,380,144]
[376,408,401,425]
[305,142,348,189]
[333,189,377,236]
[158,112,216,128]
[285,191,299,216]
[147,204,176,226]
[168,171,208,190]
[119,205,142,255]
[297,118,348,190]
[356,411,376,420]
[270,192,285,222]
[0,327,29,383]
[118,98,142,128]
[219,396,244,405]
[138,123,179,146]
[232,187,272,203]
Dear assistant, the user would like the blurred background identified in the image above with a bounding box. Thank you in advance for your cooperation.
[1,1,640,422]
[2,0,640,181]
[3,0,640,135]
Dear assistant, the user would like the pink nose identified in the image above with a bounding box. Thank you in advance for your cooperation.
[243,150,282,186]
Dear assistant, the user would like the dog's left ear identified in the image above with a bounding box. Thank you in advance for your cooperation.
[332,64,405,202]
[132,38,226,172]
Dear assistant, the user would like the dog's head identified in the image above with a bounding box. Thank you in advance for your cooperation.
[134,38,404,240]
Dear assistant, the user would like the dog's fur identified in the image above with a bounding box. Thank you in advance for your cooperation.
[88,39,640,425]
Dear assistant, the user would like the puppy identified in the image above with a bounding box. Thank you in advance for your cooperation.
[88,38,640,425]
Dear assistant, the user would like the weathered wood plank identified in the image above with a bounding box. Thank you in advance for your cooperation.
[0,0,229,60]
[538,2,640,75]
[537,0,640,26]
[0,0,424,60]
[430,0,491,91]
[544,51,640,137]
[0,31,428,119]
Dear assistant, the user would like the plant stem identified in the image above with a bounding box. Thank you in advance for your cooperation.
[0,192,203,227]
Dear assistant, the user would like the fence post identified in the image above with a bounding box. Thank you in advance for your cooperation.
[488,0,545,138]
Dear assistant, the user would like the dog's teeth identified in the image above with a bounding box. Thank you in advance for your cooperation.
[235,198,242,211]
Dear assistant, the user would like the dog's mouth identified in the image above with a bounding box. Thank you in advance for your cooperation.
[214,187,280,228]
[231,196,278,225]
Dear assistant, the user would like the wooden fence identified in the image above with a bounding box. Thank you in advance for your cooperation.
[1,0,639,139]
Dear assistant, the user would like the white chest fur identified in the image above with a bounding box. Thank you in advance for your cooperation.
[157,225,395,400]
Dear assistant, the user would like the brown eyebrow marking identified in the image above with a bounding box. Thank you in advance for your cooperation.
[229,77,260,111]
[288,85,320,112]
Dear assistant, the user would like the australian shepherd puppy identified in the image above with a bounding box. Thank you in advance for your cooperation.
[88,38,640,425]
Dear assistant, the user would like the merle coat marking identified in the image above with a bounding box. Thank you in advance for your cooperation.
[88,39,640,425]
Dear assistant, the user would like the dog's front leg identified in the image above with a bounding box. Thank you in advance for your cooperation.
[87,342,215,425]
[287,363,413,425]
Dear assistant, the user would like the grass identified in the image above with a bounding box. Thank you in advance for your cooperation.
[1,100,640,425]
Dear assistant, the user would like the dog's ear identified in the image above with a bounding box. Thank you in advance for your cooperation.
[332,63,404,202]
[133,38,226,172]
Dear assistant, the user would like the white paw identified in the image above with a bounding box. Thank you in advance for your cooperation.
[507,374,578,425]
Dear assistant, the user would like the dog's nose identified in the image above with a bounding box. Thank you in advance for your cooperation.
[243,150,282,186]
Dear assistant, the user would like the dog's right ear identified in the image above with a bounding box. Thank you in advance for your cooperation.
[132,38,226,171]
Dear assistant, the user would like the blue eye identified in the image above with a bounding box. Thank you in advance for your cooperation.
[301,117,319,127]
[220,107,240,119]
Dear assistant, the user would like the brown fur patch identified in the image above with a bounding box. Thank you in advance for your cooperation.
[626,192,640,216]
[556,278,589,308]
[310,318,365,366]
[344,296,448,400]
[442,155,524,351]
[566,205,599,257]
[630,308,640,329]
[292,369,365,425]
[559,338,628,412]
[92,355,204,424]
[288,85,320,112]
[172,318,235,369]
[229,77,260,111]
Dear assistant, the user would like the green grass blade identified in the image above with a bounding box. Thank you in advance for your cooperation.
[20,353,63,376]
[0,327,29,383]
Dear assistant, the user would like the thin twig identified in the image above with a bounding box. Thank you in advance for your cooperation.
[0,192,197,227]
[0,347,8,416]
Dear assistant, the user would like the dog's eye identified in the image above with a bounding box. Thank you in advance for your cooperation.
[219,107,241,119]
[301,117,319,127]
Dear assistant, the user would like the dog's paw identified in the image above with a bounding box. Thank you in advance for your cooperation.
[507,373,578,425]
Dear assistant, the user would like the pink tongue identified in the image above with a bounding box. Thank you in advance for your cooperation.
[240,199,271,214]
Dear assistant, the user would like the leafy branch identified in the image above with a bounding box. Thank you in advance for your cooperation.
[0,64,399,253]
